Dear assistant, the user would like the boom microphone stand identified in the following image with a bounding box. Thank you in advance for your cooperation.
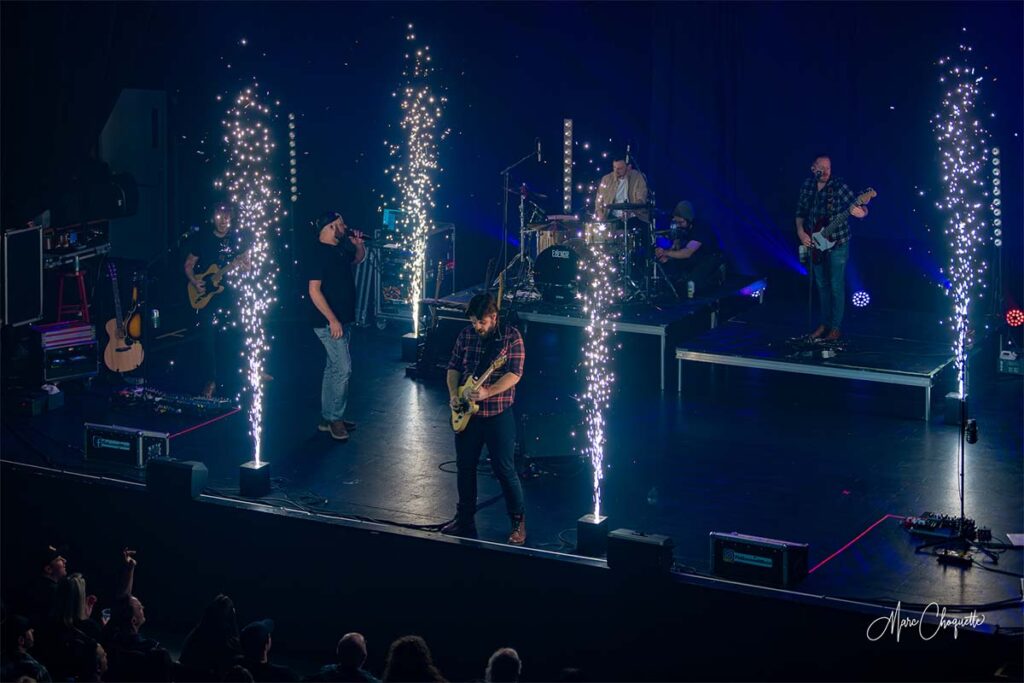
[498,143,543,289]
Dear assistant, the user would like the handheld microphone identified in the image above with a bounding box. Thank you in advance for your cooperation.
[536,139,542,163]
[350,230,374,241]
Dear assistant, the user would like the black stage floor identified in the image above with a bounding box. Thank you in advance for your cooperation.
[3,298,1022,630]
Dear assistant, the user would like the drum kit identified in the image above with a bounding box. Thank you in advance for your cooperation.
[519,202,679,305]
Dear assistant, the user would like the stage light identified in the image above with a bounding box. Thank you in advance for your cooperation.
[563,118,573,213]
[993,228,1001,237]
[852,291,870,307]
[993,238,1002,247]
[1006,309,1024,327]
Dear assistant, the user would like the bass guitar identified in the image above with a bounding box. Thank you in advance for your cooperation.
[450,353,507,433]
[104,263,145,373]
[188,255,247,310]
[806,188,876,262]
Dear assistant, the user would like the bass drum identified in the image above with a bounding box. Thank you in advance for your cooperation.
[533,239,589,304]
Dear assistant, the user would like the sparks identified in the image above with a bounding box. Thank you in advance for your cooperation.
[384,26,445,335]
[577,222,622,519]
[933,46,990,399]
[220,83,282,466]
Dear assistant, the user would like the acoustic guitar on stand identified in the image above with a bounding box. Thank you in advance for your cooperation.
[104,263,145,373]
[450,353,507,433]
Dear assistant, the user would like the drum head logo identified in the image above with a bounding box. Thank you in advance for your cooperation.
[552,248,570,259]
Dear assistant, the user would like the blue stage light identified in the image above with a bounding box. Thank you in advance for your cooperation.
[852,291,870,308]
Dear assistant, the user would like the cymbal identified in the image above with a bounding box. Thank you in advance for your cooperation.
[508,188,549,200]
[605,201,651,211]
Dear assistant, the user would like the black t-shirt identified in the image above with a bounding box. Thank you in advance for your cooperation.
[673,222,720,262]
[191,229,241,271]
[308,239,357,326]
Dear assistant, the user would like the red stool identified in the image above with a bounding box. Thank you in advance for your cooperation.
[57,268,91,322]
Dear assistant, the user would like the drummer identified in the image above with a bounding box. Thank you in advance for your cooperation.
[594,158,649,227]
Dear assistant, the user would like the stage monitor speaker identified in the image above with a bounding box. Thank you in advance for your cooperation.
[146,459,208,500]
[607,528,674,574]
[2,226,44,327]
[709,531,808,587]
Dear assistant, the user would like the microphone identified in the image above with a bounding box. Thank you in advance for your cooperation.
[349,230,374,241]
[536,139,542,163]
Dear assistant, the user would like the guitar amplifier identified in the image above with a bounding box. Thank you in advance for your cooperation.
[84,422,170,468]
[709,532,808,587]
[30,321,99,382]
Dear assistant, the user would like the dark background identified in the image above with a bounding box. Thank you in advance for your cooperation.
[2,1,1021,318]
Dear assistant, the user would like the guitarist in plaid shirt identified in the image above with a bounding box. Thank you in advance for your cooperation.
[442,293,527,545]
[795,155,868,340]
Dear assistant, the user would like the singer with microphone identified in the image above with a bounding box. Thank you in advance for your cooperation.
[795,154,868,341]
[308,211,367,441]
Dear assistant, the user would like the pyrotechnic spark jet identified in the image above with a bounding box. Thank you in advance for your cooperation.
[577,222,622,518]
[384,25,446,335]
[221,83,282,465]
[933,46,990,398]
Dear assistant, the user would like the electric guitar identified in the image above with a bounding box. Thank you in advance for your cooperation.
[805,188,876,262]
[450,353,507,433]
[188,255,247,310]
[104,263,145,373]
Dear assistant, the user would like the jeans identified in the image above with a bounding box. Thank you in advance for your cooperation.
[812,241,849,330]
[314,327,352,421]
[454,409,524,521]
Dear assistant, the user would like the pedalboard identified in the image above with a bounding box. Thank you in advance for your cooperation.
[902,512,977,541]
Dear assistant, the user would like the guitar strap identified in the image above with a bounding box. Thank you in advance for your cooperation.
[473,325,504,377]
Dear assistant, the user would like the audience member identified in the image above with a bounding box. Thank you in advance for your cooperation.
[484,647,521,683]
[307,632,379,682]
[381,636,445,683]
[49,573,103,641]
[224,664,256,682]
[236,619,299,682]
[1,615,52,682]
[179,594,243,679]
[102,594,173,682]
[20,546,67,629]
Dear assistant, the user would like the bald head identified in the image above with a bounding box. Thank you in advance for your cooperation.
[337,632,367,669]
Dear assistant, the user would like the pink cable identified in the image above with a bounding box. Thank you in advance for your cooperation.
[807,513,904,574]
[169,407,241,440]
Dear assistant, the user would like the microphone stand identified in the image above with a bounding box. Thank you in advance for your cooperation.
[498,146,540,290]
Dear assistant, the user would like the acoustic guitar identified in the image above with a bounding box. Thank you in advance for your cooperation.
[450,354,507,433]
[104,263,145,373]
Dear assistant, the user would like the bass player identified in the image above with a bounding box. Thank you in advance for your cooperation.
[795,155,868,340]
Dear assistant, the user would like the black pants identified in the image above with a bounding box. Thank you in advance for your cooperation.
[454,409,524,521]
[664,253,724,296]
[195,301,241,393]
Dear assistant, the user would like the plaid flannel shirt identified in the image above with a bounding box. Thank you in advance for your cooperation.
[447,323,525,417]
[795,177,857,246]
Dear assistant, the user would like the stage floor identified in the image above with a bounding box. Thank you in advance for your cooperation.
[3,300,1022,630]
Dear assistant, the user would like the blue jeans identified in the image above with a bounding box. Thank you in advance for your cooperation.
[314,327,352,421]
[812,241,849,330]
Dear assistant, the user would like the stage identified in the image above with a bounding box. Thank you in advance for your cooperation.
[3,299,1021,660]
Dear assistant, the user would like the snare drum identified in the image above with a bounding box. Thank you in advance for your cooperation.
[584,220,623,246]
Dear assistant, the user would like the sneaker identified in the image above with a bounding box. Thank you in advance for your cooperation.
[440,518,478,538]
[809,324,828,340]
[508,515,527,546]
[319,419,357,432]
[328,420,349,442]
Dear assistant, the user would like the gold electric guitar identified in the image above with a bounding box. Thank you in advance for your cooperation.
[188,255,246,310]
[450,354,507,433]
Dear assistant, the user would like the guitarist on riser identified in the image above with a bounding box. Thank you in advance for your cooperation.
[183,204,248,398]
[442,293,527,545]
[795,155,869,341]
